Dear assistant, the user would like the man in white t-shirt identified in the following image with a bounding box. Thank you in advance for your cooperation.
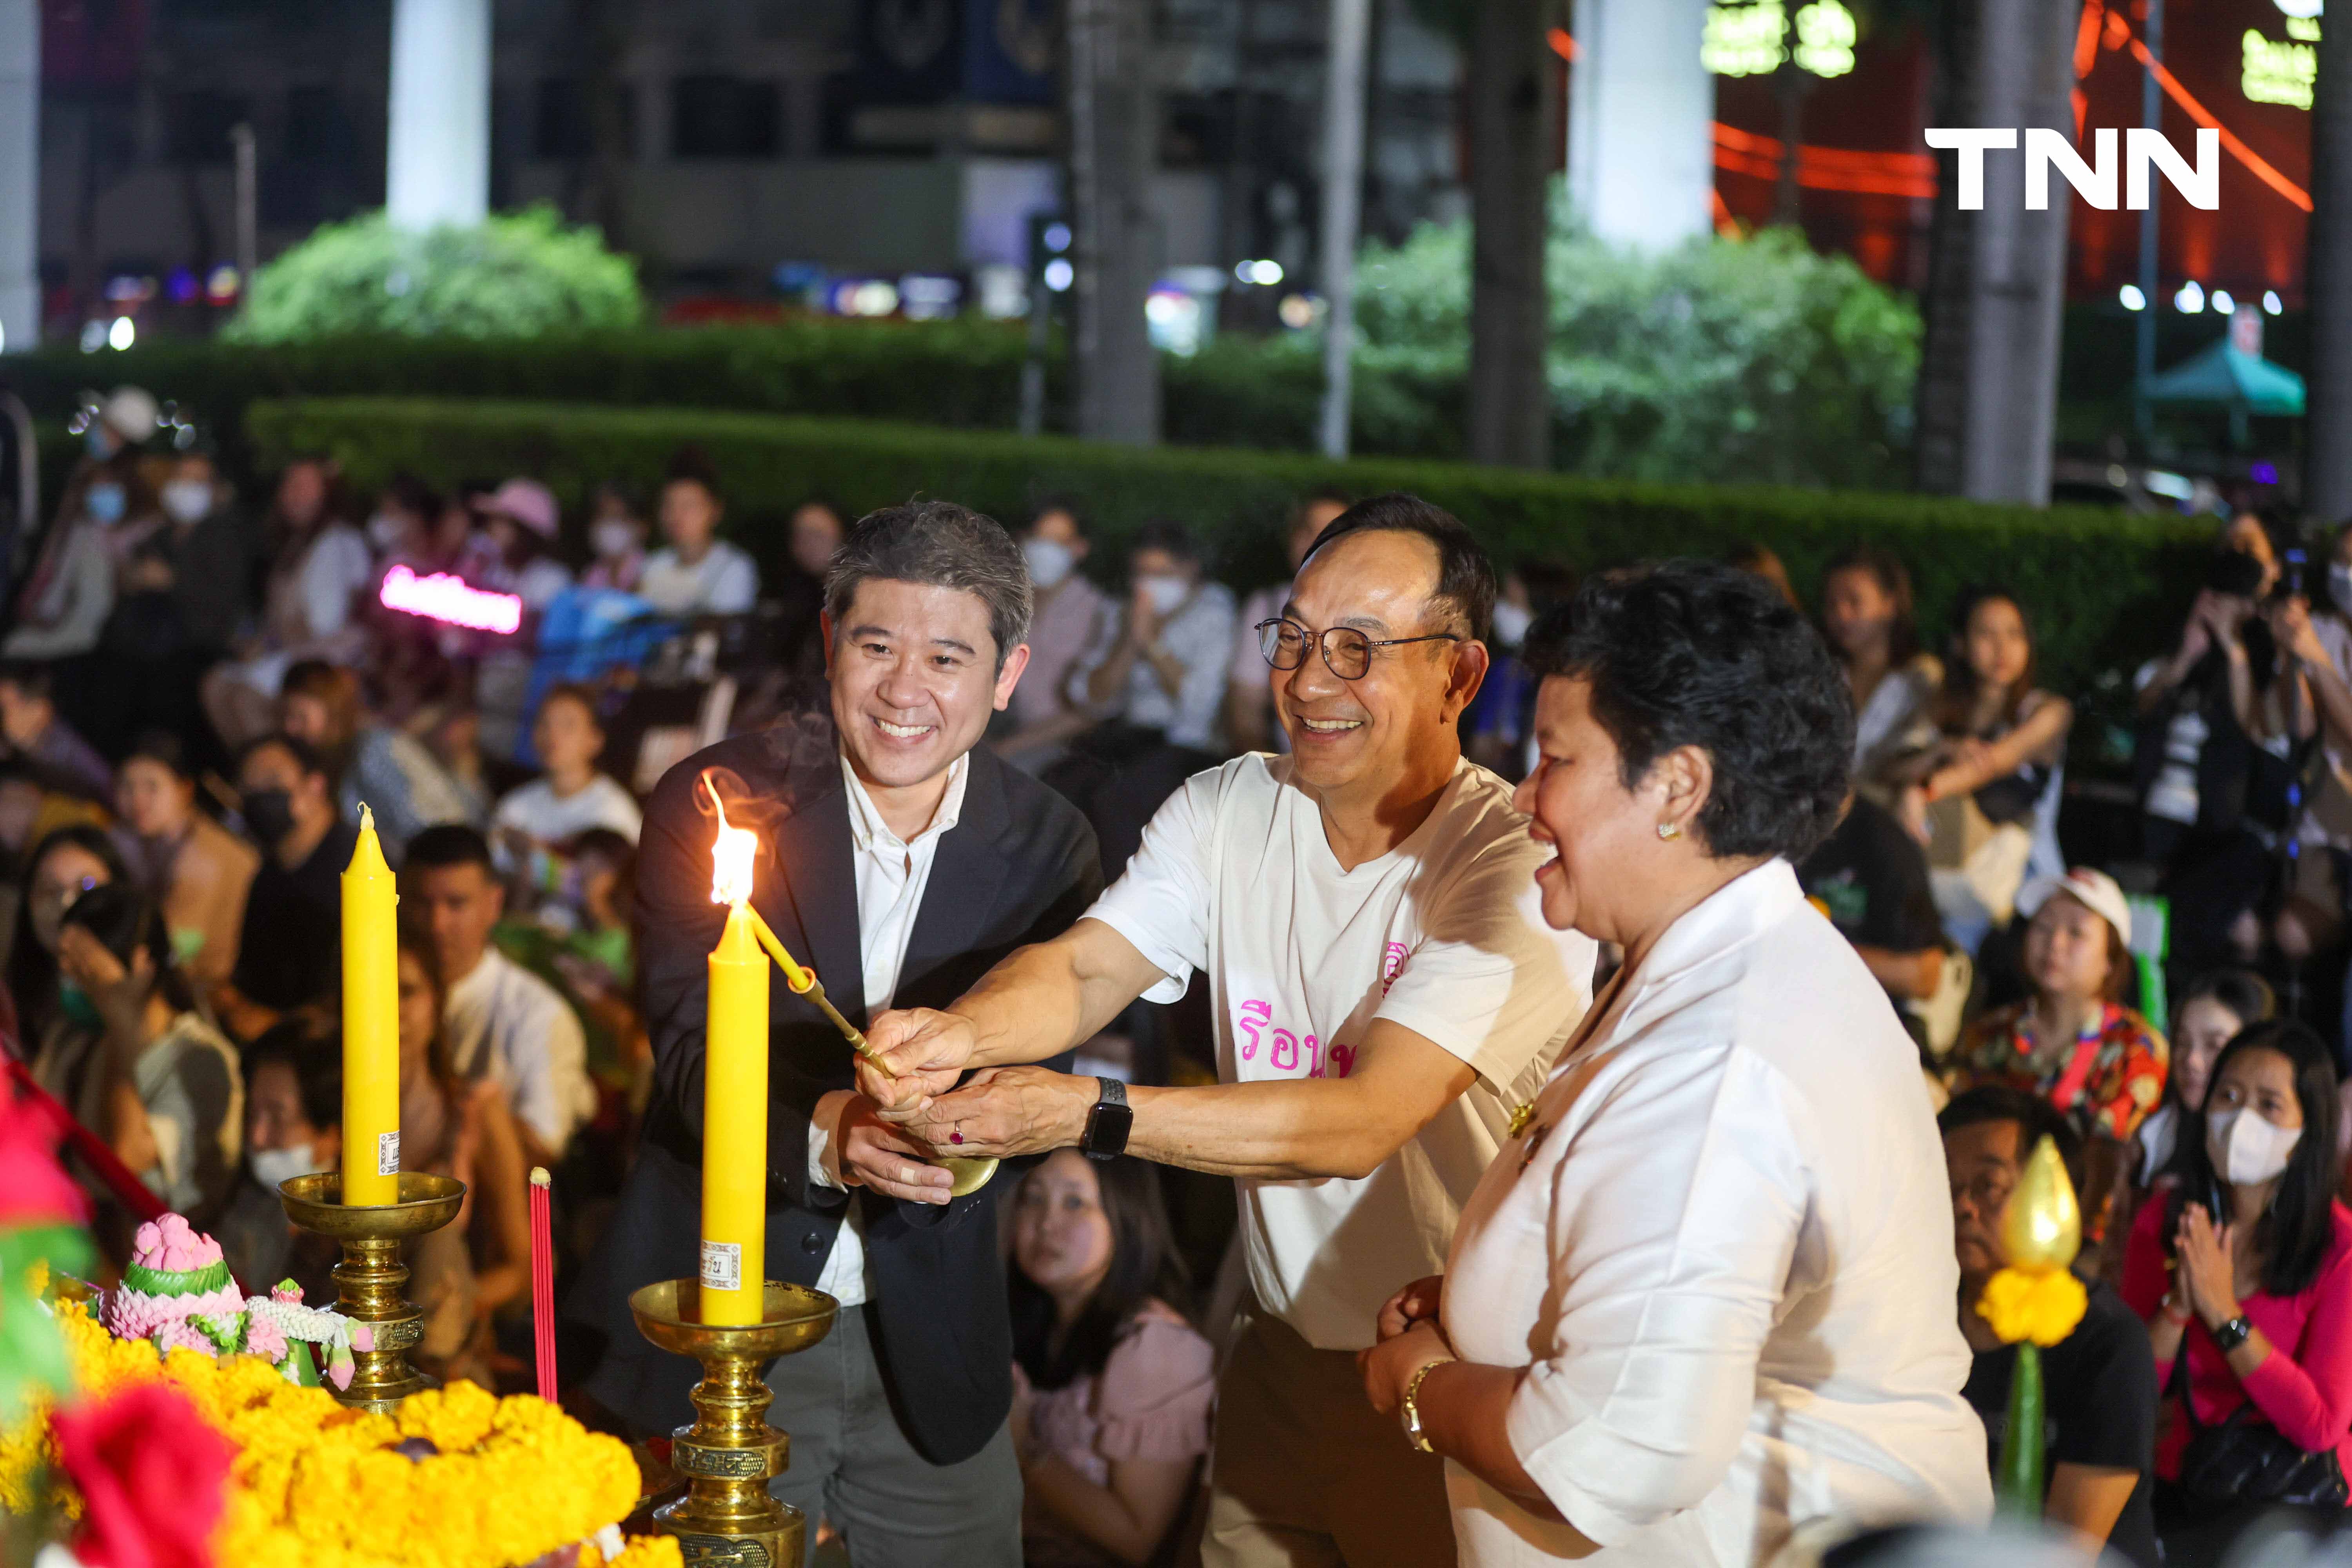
[638,466,760,616]
[403,824,593,1169]
[864,496,1595,1568]
[490,684,643,868]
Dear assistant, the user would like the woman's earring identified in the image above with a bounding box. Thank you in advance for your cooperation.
[1657,821,1681,841]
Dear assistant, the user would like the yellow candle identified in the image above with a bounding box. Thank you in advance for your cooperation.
[701,899,769,1324]
[341,805,400,1206]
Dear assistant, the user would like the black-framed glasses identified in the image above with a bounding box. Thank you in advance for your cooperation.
[1257,618,1462,681]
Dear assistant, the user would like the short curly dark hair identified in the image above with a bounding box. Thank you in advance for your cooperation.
[1523,560,1853,862]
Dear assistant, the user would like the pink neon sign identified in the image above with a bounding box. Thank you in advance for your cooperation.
[379,565,524,634]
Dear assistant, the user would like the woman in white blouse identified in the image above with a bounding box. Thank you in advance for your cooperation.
[1358,561,1991,1564]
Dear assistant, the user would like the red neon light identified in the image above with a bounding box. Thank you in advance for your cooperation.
[379,564,524,634]
[2121,32,2312,212]
[1711,124,1938,198]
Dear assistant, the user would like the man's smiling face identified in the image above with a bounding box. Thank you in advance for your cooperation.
[827,577,1027,792]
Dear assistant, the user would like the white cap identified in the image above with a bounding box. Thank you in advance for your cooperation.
[2016,867,2132,948]
[98,386,160,445]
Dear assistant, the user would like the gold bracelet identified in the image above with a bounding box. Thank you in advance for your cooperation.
[1401,1356,1453,1454]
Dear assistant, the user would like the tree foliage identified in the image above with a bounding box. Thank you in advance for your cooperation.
[1354,192,1923,488]
[227,205,643,344]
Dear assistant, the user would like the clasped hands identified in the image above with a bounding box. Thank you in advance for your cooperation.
[830,1008,1100,1199]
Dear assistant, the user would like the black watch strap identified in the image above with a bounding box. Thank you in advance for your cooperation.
[1082,1076,1132,1161]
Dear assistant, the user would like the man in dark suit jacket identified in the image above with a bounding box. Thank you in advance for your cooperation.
[570,500,1099,1567]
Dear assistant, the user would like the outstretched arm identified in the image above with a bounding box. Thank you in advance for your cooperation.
[860,916,1169,1110]
[898,1020,1477,1181]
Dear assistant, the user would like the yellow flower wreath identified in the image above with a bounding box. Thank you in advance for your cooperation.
[1976,1266,2090,1349]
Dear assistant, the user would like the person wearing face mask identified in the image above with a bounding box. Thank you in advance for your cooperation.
[4,388,155,668]
[215,733,358,1044]
[9,824,125,1101]
[90,445,256,760]
[1049,519,1238,879]
[580,481,649,593]
[2119,1020,2352,1557]
[1463,567,1559,781]
[213,1021,343,1305]
[1949,869,2169,1244]
[998,501,1118,775]
[53,882,243,1228]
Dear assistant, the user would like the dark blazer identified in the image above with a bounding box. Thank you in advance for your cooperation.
[568,722,1099,1465]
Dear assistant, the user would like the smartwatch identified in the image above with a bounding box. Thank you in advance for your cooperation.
[2213,1314,2255,1353]
[1082,1077,1132,1161]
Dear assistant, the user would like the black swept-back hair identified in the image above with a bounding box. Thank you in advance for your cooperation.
[2168,1019,2341,1298]
[1522,559,1854,862]
[1008,1155,1193,1391]
[1300,492,1496,644]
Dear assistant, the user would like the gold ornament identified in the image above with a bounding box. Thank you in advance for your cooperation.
[1999,1134,2082,1275]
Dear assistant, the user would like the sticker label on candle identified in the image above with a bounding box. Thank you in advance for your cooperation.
[701,1240,742,1292]
[377,1131,400,1177]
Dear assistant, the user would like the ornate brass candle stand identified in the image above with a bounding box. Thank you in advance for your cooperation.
[630,1279,838,1568]
[278,1171,467,1413]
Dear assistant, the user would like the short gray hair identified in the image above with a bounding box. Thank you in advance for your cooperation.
[824,499,1033,666]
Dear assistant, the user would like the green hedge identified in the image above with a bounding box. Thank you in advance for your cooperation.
[244,396,2214,696]
[0,322,1475,466]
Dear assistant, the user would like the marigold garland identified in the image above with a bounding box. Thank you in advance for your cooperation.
[2,1300,652,1568]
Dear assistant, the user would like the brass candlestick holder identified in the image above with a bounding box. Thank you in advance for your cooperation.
[278,1171,467,1413]
[630,1278,838,1568]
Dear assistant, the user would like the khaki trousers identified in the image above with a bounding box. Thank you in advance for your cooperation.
[1203,1309,1457,1568]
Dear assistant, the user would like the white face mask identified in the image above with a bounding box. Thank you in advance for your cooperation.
[249,1142,328,1191]
[2209,1105,2303,1187]
[1023,537,1075,590]
[2329,563,2352,622]
[1492,601,1534,648]
[160,478,213,526]
[367,511,405,552]
[1137,574,1189,615]
[591,518,640,561]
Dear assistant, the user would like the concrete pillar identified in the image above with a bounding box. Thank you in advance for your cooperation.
[1068,0,1161,445]
[1316,0,1371,459]
[0,0,39,351]
[387,0,490,230]
[1566,0,1714,252]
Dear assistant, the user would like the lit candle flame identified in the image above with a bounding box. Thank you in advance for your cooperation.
[708,779,757,907]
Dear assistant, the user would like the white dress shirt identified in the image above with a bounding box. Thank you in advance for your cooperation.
[805,749,971,1306]
[1441,860,1989,1565]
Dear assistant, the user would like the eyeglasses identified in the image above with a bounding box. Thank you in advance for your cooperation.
[1257,618,1462,681]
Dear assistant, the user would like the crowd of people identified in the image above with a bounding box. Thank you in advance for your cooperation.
[13,381,2352,1565]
